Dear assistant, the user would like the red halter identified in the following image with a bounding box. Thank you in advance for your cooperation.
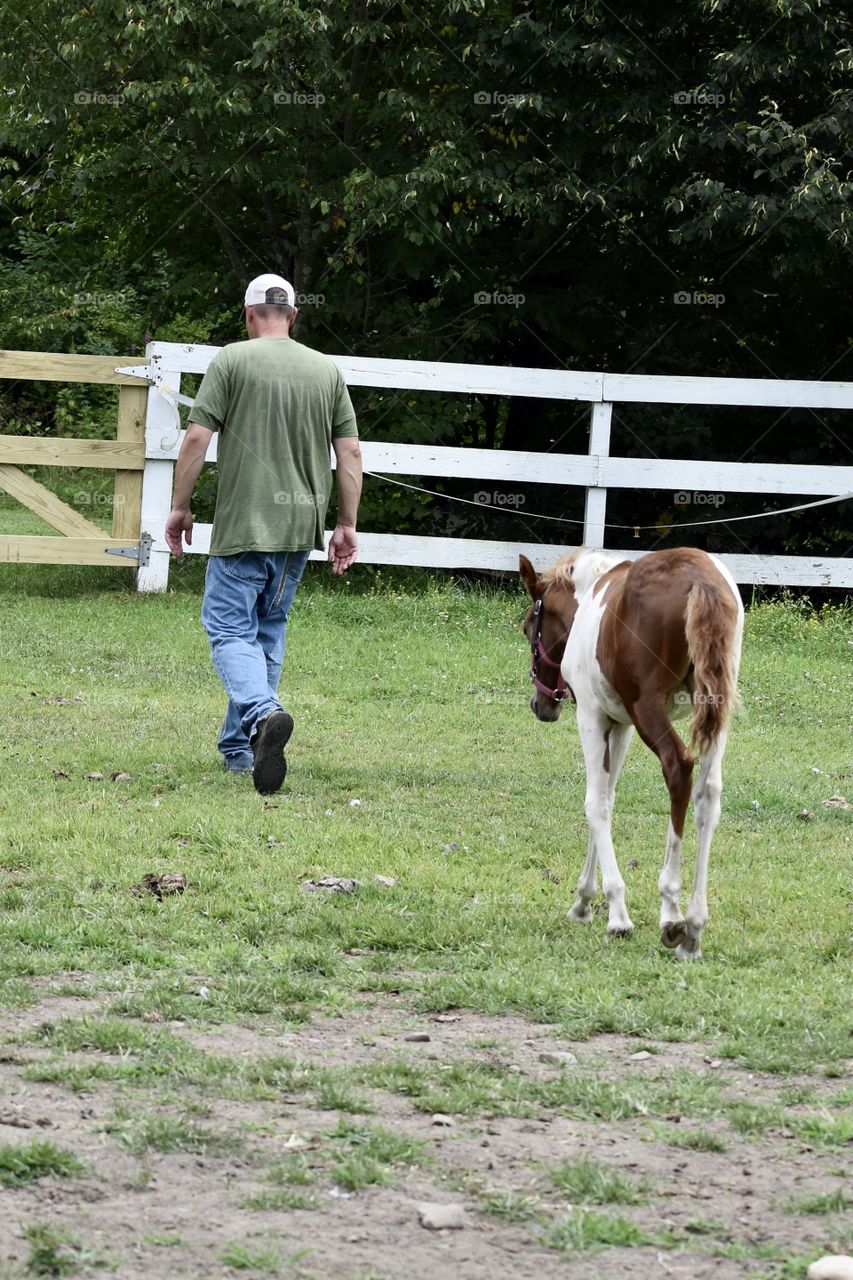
[529,596,573,704]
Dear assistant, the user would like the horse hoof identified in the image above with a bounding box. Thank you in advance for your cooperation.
[607,926,633,940]
[661,921,686,950]
[568,905,593,924]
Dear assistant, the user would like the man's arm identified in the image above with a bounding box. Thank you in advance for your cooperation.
[164,422,214,557]
[328,435,362,576]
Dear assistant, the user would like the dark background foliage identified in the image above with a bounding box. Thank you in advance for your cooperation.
[0,0,850,557]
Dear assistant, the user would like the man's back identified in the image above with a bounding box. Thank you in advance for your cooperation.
[190,338,357,556]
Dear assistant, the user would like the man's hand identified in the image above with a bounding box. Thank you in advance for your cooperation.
[165,506,194,557]
[328,524,358,575]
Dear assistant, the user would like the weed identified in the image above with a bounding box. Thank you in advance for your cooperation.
[784,1187,851,1214]
[547,1157,647,1205]
[219,1241,280,1272]
[543,1209,658,1254]
[0,1141,83,1188]
[651,1124,728,1153]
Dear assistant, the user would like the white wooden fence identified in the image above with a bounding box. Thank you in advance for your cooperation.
[131,340,853,591]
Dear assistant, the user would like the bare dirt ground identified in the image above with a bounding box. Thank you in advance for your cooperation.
[1,988,851,1279]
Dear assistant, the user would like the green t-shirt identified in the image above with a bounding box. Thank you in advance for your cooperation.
[189,338,358,555]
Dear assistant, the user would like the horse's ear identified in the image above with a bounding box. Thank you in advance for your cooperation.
[519,554,539,599]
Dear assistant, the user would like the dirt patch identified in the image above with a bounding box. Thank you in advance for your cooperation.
[0,994,851,1278]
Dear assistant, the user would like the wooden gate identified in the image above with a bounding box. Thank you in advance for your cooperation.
[0,351,149,567]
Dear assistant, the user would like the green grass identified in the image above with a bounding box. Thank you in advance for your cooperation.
[0,572,850,1278]
[103,1106,234,1156]
[0,575,848,1075]
[547,1157,648,1204]
[543,1208,662,1254]
[651,1124,729,1152]
[0,1141,84,1188]
[784,1188,852,1214]
[326,1118,429,1190]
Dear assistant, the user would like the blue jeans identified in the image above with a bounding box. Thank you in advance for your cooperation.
[201,550,310,767]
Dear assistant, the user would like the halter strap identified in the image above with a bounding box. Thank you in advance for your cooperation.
[530,596,574,705]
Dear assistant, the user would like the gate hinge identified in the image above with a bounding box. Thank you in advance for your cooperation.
[105,532,152,566]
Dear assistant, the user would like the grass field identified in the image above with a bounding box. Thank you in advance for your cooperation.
[0,558,850,1279]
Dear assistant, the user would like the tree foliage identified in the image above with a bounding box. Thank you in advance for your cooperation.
[0,0,850,553]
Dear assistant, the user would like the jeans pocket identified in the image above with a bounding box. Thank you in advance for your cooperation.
[219,553,268,584]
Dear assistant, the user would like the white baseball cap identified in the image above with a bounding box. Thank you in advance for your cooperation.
[244,273,296,307]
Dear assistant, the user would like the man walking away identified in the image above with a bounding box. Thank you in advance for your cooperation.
[164,273,362,794]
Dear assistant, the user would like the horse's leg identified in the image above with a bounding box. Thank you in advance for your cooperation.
[567,832,598,923]
[632,702,695,951]
[676,729,728,960]
[576,711,634,936]
[569,722,633,921]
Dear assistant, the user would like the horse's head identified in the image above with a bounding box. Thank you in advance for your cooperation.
[520,554,578,722]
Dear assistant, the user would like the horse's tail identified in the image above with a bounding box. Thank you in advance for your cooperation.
[685,580,742,753]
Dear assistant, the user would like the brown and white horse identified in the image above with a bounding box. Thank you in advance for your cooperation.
[520,548,743,959]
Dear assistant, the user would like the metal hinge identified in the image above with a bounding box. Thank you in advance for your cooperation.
[115,357,196,409]
[105,533,152,566]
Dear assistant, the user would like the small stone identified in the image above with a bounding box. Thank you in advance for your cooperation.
[823,796,852,811]
[626,858,639,870]
[441,842,458,853]
[374,875,397,887]
[539,1050,578,1067]
[196,986,210,999]
[431,1013,460,1023]
[807,1256,853,1280]
[142,1010,164,1023]
[349,798,362,808]
[52,770,70,780]
[86,772,104,781]
[404,1033,431,1043]
[110,771,132,782]
[418,1203,465,1231]
[798,809,814,820]
[630,1050,653,1061]
[431,1114,455,1128]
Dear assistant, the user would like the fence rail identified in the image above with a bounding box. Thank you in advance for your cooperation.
[0,350,147,568]
[133,341,853,591]
[0,345,848,587]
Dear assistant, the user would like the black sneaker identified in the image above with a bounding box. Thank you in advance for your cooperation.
[251,710,294,795]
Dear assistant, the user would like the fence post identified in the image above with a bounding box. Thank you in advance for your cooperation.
[136,359,181,592]
[583,401,612,547]
[112,385,147,543]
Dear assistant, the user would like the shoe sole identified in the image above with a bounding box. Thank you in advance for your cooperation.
[252,711,294,795]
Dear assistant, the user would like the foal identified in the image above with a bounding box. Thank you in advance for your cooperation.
[520,548,743,959]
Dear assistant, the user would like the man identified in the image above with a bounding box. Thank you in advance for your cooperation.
[164,273,362,794]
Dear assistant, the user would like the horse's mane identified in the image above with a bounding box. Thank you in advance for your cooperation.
[540,548,624,594]
[539,549,583,591]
